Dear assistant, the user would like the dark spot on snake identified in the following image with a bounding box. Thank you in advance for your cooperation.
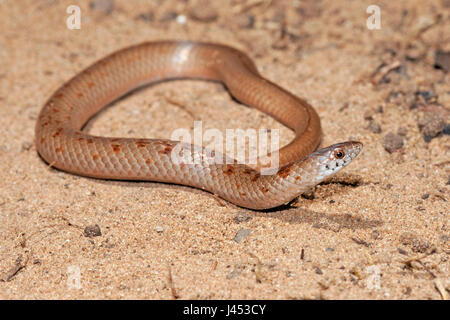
[55,146,63,153]
[251,173,260,182]
[92,154,100,160]
[136,141,147,148]
[87,139,94,144]
[52,128,63,137]
[277,164,293,178]
[111,144,121,152]
[260,187,269,194]
[145,159,152,165]
[159,145,173,155]
[223,165,234,175]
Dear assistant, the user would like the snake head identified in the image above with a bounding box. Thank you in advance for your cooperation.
[308,141,363,182]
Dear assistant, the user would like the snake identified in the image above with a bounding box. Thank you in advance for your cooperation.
[35,41,362,210]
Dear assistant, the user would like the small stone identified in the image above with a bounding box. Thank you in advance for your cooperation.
[314,266,323,275]
[398,248,408,255]
[421,193,430,200]
[234,228,252,243]
[405,41,426,61]
[363,110,375,120]
[89,0,114,15]
[189,2,218,22]
[383,132,404,153]
[84,224,102,237]
[301,190,315,200]
[176,14,187,25]
[234,212,251,224]
[415,91,437,104]
[400,232,430,253]
[443,124,450,135]
[159,11,177,22]
[418,112,446,141]
[397,127,408,136]
[235,14,254,29]
[226,270,240,279]
[367,121,382,134]
[155,226,164,233]
[325,247,334,252]
[137,12,154,22]
[21,142,32,151]
[434,50,450,72]
[371,230,381,240]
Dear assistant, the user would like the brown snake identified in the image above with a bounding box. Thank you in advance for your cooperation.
[35,41,362,209]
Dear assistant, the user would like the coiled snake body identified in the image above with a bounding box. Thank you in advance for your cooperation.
[35,41,362,209]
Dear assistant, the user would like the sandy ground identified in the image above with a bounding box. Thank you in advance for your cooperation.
[0,0,448,299]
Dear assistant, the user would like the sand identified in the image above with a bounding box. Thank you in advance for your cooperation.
[0,0,448,299]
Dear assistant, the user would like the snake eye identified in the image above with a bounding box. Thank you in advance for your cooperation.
[334,150,345,159]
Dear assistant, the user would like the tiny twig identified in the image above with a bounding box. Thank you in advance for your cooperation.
[168,264,179,299]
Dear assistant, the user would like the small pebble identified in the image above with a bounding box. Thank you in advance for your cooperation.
[443,124,450,135]
[137,12,154,22]
[189,2,218,22]
[234,228,252,243]
[301,190,315,200]
[235,15,254,29]
[226,270,240,279]
[367,121,381,134]
[371,230,381,240]
[21,142,32,151]
[84,224,102,238]
[159,11,177,22]
[434,50,450,72]
[325,247,334,252]
[314,266,323,275]
[415,90,437,102]
[176,14,187,25]
[89,0,114,15]
[383,132,404,153]
[363,110,374,120]
[234,212,251,224]
[418,112,446,141]
[155,226,164,233]
[397,127,408,136]
[405,41,426,61]
[421,193,430,200]
[400,232,430,253]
